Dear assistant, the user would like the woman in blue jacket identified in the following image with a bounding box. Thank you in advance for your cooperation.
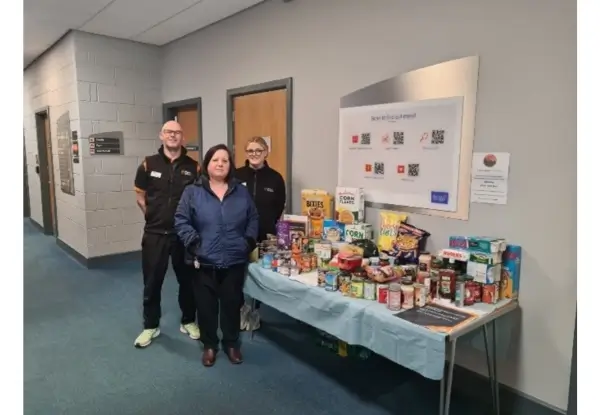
[175,144,259,367]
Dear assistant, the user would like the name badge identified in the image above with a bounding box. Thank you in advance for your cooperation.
[150,171,162,178]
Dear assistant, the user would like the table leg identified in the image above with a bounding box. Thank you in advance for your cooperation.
[443,339,457,415]
[492,320,500,415]
[483,324,497,413]
[250,298,256,341]
[439,364,446,415]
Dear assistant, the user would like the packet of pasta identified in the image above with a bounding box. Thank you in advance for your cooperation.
[377,211,408,252]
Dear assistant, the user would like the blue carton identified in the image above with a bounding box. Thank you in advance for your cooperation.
[501,245,522,300]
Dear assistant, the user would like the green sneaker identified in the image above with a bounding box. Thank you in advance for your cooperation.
[180,322,201,340]
[134,328,160,348]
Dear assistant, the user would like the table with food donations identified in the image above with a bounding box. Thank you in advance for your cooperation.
[243,188,521,415]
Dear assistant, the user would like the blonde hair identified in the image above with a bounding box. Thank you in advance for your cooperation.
[245,136,269,152]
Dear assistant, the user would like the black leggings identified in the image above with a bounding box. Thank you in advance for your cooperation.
[193,263,246,349]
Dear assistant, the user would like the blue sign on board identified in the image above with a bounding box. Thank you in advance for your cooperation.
[431,191,449,205]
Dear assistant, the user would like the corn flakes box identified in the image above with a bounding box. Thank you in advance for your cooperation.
[335,187,365,225]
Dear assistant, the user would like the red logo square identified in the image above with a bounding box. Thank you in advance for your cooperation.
[397,165,405,174]
[365,164,372,172]
[352,135,359,144]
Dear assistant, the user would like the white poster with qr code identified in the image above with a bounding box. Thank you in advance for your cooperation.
[338,97,464,212]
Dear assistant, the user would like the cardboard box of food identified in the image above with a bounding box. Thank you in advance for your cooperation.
[449,236,507,254]
[501,244,522,300]
[335,187,365,224]
[301,189,333,239]
[344,223,373,243]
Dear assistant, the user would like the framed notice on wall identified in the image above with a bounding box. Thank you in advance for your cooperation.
[338,97,464,212]
[56,111,75,195]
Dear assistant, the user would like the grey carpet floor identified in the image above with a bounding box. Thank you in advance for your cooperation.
[24,219,490,415]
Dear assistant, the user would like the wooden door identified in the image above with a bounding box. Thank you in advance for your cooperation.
[177,106,200,162]
[232,89,287,183]
[43,115,57,234]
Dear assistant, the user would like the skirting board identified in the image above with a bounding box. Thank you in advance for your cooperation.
[55,237,141,269]
[451,364,564,415]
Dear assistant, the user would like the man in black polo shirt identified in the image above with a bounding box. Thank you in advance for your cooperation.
[133,121,200,348]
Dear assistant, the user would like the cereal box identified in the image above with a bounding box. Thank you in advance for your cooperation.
[301,189,333,239]
[283,214,308,240]
[335,187,364,224]
[276,220,291,249]
[323,219,345,243]
[501,244,522,300]
[344,223,373,243]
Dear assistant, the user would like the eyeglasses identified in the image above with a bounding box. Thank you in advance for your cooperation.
[162,129,183,137]
[246,149,264,155]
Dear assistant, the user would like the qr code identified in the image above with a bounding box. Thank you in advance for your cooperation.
[361,133,371,145]
[374,162,385,175]
[408,163,420,177]
[432,130,445,145]
[393,131,404,145]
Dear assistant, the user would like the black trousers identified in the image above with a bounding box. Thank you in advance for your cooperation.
[193,263,246,349]
[142,232,196,329]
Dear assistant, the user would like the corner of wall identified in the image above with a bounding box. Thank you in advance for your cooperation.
[23,31,89,257]
[72,32,163,258]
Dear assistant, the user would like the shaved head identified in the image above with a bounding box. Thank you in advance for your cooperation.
[160,120,185,153]
[162,120,182,131]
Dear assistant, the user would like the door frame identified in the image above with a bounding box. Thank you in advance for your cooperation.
[163,97,203,155]
[567,311,576,415]
[226,77,293,213]
[34,107,58,236]
[23,136,30,218]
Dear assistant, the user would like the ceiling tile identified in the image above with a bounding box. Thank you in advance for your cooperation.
[80,0,203,41]
[133,0,264,44]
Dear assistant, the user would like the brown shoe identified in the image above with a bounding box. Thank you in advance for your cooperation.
[202,348,217,367]
[225,348,243,364]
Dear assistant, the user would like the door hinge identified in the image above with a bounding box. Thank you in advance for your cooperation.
[231,111,235,122]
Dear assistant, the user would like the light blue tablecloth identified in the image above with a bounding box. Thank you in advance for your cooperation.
[244,264,447,380]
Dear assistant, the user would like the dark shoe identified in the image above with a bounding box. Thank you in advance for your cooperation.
[225,348,243,364]
[202,348,217,367]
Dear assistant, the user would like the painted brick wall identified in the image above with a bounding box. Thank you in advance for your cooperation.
[23,33,89,256]
[73,31,163,258]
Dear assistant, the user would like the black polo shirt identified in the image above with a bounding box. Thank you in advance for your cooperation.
[134,146,199,235]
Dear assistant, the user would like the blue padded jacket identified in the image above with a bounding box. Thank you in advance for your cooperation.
[174,177,259,267]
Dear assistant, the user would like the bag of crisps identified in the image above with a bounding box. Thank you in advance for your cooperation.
[377,211,408,252]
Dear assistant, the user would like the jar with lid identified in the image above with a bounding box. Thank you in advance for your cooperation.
[387,283,402,311]
[418,252,432,273]
[401,277,414,309]
[464,276,478,306]
[439,269,456,301]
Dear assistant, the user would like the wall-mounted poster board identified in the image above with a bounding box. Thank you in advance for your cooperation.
[338,97,464,212]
